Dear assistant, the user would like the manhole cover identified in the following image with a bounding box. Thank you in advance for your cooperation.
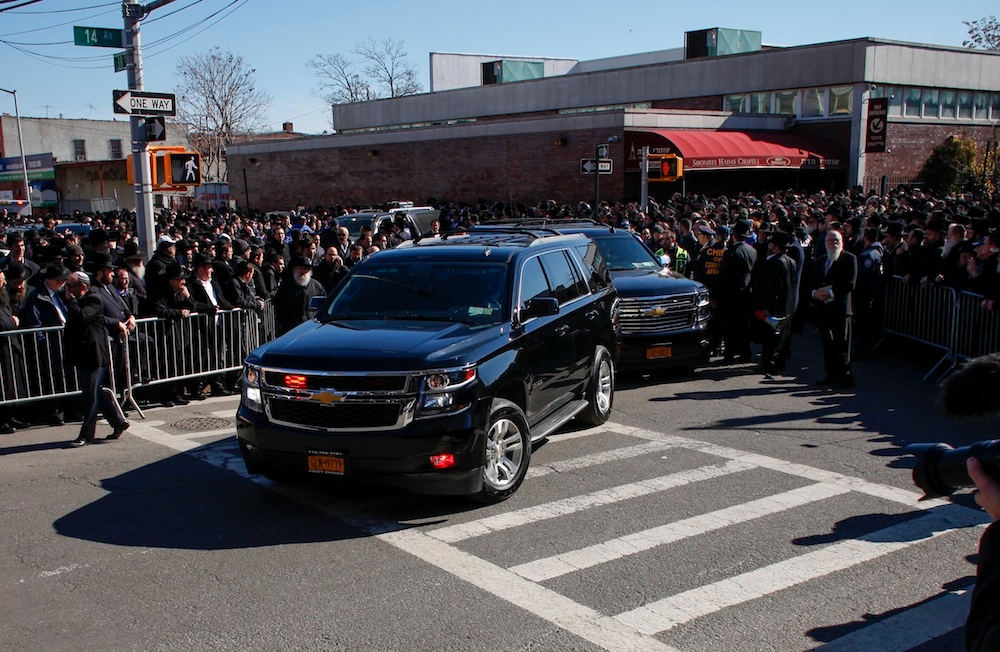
[174,417,233,431]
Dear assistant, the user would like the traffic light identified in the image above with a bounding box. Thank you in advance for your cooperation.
[166,152,201,185]
[126,153,157,186]
[647,154,684,182]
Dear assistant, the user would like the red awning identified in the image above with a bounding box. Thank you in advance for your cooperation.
[630,130,847,171]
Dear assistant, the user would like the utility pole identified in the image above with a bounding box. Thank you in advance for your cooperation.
[123,0,176,258]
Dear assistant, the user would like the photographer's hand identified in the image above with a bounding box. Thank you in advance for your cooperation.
[968,457,1000,521]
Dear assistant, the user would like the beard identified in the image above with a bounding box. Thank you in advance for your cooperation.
[129,262,145,278]
[826,244,843,262]
[293,270,312,287]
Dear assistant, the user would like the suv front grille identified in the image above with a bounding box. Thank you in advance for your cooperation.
[268,398,403,429]
[617,295,697,335]
[263,372,408,392]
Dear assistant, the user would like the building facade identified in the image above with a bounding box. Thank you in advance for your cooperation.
[228,34,1000,211]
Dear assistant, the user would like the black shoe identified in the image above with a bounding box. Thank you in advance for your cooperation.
[9,417,29,429]
[189,391,206,401]
[160,400,175,408]
[815,377,836,386]
[0,424,15,435]
[211,386,235,397]
[106,420,130,440]
[50,416,65,427]
[832,377,856,390]
[68,437,92,447]
[173,396,190,406]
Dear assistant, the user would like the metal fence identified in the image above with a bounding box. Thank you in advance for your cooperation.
[1,300,276,418]
[882,275,1000,379]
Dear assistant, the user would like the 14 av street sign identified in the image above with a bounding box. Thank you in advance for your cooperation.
[113,90,177,117]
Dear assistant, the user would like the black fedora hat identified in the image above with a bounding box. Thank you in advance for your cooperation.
[90,252,116,270]
[163,262,188,281]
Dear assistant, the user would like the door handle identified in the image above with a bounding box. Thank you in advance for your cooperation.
[585,309,599,320]
[555,325,570,336]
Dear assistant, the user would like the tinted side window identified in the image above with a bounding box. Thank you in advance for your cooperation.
[573,241,610,293]
[519,256,551,311]
[539,250,584,306]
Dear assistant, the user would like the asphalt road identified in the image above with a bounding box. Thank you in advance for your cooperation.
[2,333,996,652]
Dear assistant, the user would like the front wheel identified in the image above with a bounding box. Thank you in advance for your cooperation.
[471,399,531,504]
[577,345,615,426]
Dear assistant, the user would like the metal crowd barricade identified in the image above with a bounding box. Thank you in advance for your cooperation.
[881,276,958,379]
[954,291,1000,362]
[1,299,279,419]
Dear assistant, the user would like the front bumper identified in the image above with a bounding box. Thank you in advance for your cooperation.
[616,329,712,371]
[236,400,488,495]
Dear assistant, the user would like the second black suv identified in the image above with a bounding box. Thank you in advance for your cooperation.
[476,221,711,372]
[237,228,619,502]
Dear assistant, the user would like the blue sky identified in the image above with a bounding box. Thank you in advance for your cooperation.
[0,0,996,135]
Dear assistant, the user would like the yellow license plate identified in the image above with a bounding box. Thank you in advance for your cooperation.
[307,453,345,475]
[646,346,673,359]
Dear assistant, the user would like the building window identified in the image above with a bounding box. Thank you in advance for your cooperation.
[921,89,940,118]
[991,93,1000,120]
[828,86,852,116]
[802,89,824,117]
[109,139,123,159]
[748,92,770,114]
[974,92,990,120]
[885,86,903,117]
[72,139,86,162]
[957,91,974,119]
[939,90,957,119]
[775,90,797,114]
[724,94,746,112]
[904,88,922,117]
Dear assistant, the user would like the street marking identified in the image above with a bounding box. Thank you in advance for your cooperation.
[511,482,850,582]
[613,505,987,635]
[430,459,753,543]
[527,440,679,478]
[815,589,971,651]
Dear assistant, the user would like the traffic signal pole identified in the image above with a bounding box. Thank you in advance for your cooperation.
[123,0,176,258]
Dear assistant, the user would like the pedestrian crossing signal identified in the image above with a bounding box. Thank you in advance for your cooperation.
[166,152,201,185]
[648,154,683,182]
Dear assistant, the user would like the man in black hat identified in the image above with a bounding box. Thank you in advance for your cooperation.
[22,264,73,425]
[883,221,907,278]
[144,239,177,301]
[63,271,129,447]
[91,251,136,393]
[853,227,885,360]
[149,262,194,406]
[3,232,40,282]
[751,230,795,377]
[912,216,949,286]
[0,264,29,433]
[119,241,148,314]
[187,252,234,398]
[2,259,30,317]
[273,256,325,336]
[717,219,758,362]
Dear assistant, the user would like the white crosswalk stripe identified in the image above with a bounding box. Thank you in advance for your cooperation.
[125,418,988,651]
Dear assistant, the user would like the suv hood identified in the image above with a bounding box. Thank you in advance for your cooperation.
[248,319,503,371]
[609,268,704,298]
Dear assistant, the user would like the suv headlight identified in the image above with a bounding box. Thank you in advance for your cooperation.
[242,363,264,413]
[416,366,477,417]
[696,290,711,321]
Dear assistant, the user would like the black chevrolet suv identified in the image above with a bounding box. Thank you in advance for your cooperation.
[475,221,711,372]
[237,228,619,503]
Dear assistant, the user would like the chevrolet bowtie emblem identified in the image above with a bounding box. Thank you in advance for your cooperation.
[310,390,344,404]
[643,307,667,317]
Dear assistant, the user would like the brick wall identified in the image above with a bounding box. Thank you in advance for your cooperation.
[864,122,996,184]
[232,128,626,211]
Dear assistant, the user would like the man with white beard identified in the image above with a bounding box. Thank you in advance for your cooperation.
[119,241,148,315]
[273,256,325,336]
[811,229,858,389]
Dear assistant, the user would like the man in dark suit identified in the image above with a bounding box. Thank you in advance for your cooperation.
[21,263,73,425]
[63,271,129,447]
[90,252,136,394]
[717,219,758,362]
[811,229,858,389]
[187,252,234,398]
[752,231,796,377]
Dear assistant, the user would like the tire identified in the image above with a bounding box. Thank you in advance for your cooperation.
[577,345,615,426]
[471,399,531,504]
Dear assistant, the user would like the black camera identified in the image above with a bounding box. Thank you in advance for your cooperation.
[907,440,1000,499]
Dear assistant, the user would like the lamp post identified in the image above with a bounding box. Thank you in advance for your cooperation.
[0,87,33,216]
[242,166,250,211]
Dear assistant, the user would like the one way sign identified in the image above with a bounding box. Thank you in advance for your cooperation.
[113,90,177,116]
[581,158,613,175]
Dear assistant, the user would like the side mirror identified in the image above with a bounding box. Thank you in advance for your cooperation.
[523,297,559,317]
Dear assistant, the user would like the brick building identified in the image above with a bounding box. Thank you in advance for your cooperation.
[228,31,1000,211]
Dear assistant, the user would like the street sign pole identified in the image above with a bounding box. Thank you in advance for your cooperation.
[593,145,601,220]
[123,0,155,258]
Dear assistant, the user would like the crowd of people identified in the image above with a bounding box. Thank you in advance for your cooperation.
[1,186,999,432]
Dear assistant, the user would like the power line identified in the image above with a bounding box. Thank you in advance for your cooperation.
[4,1,118,14]
[0,0,44,13]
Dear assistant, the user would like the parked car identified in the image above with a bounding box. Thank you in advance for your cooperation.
[475,220,712,372]
[237,227,619,502]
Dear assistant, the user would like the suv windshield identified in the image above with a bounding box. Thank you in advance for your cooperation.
[589,233,663,272]
[320,260,509,326]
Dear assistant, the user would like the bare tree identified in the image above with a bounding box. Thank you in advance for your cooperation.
[354,37,423,98]
[308,37,423,128]
[173,48,272,182]
[964,15,1000,50]
[306,52,375,105]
